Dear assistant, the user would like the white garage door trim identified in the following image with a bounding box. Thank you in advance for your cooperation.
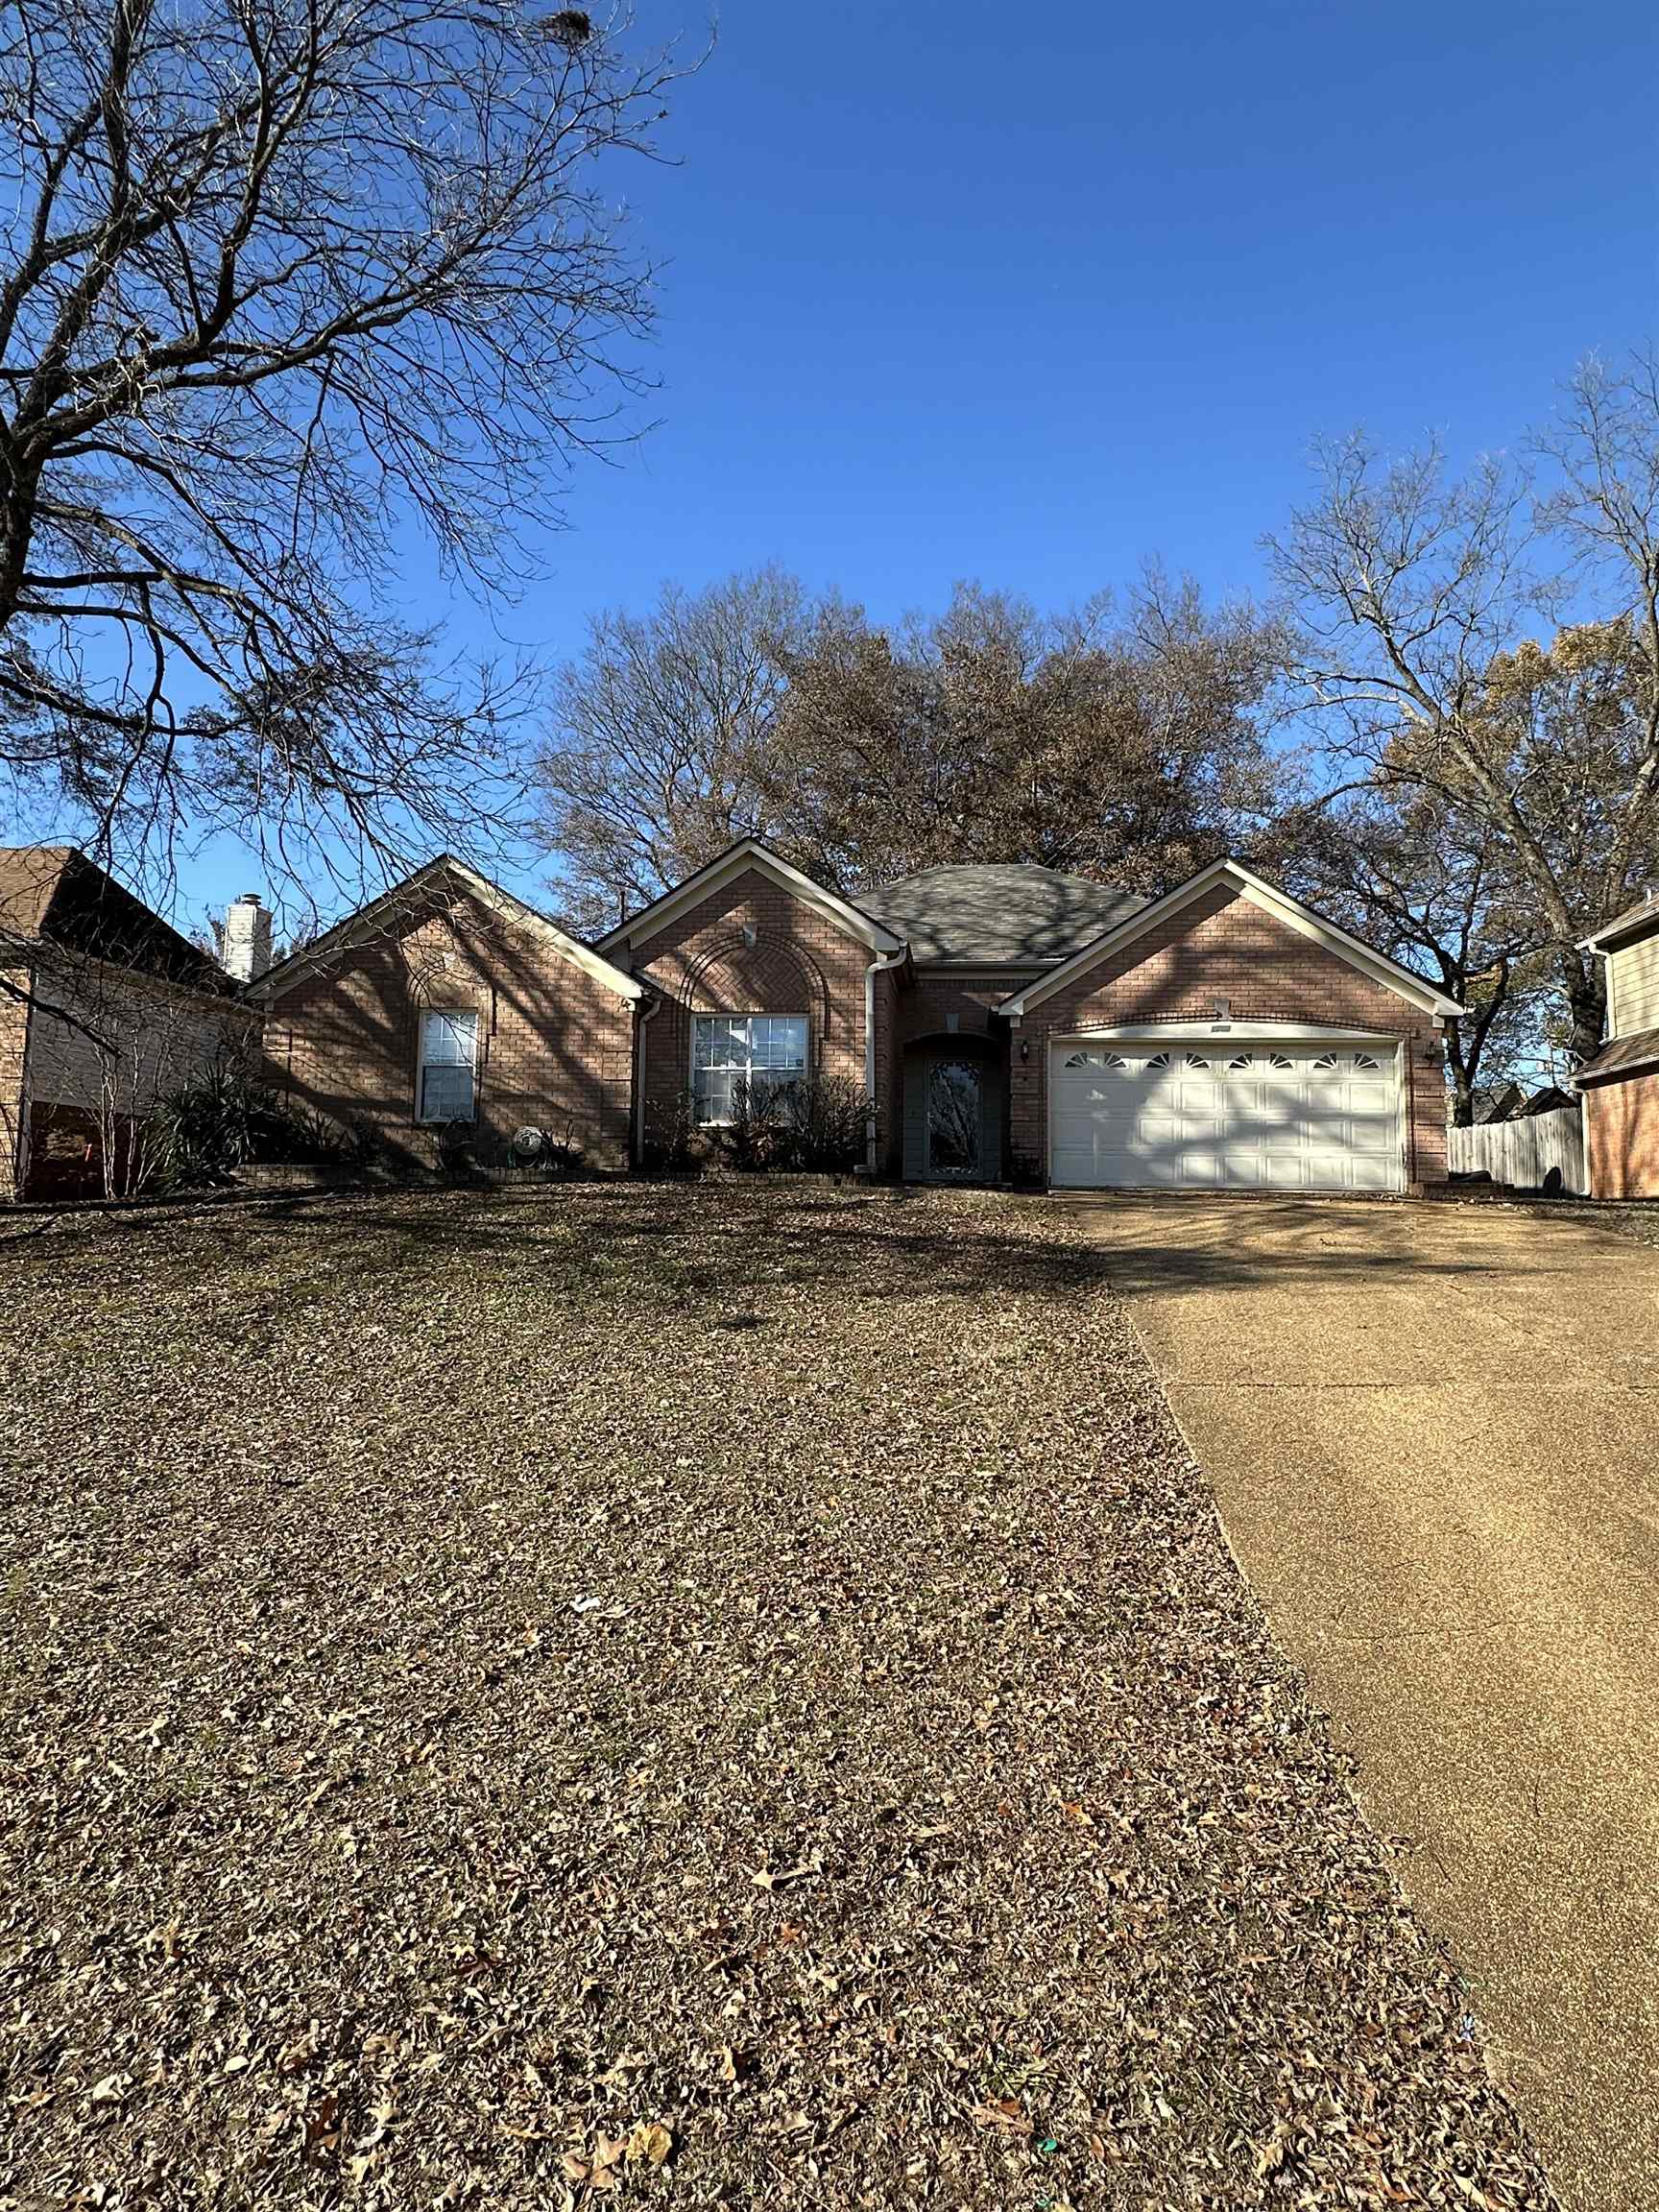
[1047,1027,1408,1193]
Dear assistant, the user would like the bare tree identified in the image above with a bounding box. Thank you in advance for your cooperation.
[535,566,809,930]
[1268,787,1551,1122]
[0,0,683,907]
[1269,363,1659,1064]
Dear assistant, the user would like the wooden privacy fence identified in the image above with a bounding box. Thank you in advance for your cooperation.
[1447,1105,1588,1195]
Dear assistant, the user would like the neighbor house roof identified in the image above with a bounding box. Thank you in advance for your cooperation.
[256,855,645,1002]
[597,839,902,959]
[0,844,228,990]
[1578,889,1659,952]
[997,855,1465,1021]
[857,864,1146,965]
[1572,1027,1659,1087]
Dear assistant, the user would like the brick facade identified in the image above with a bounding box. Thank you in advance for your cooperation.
[1006,884,1449,1190]
[0,970,31,1201]
[262,886,636,1172]
[624,865,877,1158]
[236,859,1457,1195]
[1583,1070,1659,1199]
[888,973,1027,1180]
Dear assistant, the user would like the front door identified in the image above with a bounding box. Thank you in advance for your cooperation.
[927,1059,983,1179]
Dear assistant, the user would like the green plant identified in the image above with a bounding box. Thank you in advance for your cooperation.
[433,1118,484,1180]
[156,1061,355,1184]
[540,1121,585,1178]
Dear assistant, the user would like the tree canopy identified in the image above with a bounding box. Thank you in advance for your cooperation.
[536,570,1286,932]
[1269,350,1659,1071]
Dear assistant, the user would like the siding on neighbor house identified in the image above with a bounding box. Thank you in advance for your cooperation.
[1583,1069,1659,1199]
[261,888,635,1171]
[1006,883,1449,1189]
[1608,932,1659,1037]
[15,955,252,1198]
[23,955,250,1118]
[625,864,874,1155]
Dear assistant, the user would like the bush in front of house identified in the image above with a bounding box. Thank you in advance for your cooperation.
[157,1062,360,1185]
[709,1076,872,1174]
[642,1091,702,1175]
[773,1074,872,1171]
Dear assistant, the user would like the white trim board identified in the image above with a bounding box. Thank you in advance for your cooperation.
[998,858,1463,1022]
[596,839,903,959]
[1052,1020,1408,1043]
[256,856,645,1004]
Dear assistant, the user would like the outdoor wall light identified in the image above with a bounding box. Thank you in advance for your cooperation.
[1020,1039,1029,1062]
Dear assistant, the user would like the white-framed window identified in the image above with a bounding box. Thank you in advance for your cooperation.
[691,1014,807,1124]
[419,1008,479,1122]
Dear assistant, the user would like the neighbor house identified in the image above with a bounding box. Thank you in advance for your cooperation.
[1575,890,1659,1198]
[254,842,1460,1193]
[0,847,252,1200]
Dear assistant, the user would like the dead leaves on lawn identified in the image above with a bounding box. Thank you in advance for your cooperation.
[0,1183,1558,2210]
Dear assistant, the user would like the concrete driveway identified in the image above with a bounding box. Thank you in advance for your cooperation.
[1066,1194,1659,2212]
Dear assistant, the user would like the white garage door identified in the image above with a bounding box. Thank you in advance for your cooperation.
[1050,1040,1406,1193]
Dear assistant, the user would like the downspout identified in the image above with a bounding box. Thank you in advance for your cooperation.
[633,991,661,1169]
[864,944,908,1174]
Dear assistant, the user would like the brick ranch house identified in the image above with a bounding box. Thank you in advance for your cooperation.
[1574,888,1659,1198]
[254,841,1463,1194]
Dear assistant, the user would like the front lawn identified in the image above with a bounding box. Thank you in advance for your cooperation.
[0,1184,1551,2209]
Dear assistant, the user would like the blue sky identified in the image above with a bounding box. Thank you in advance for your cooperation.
[191,0,1659,922]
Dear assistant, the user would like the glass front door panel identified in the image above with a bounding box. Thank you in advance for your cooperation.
[928,1060,981,1178]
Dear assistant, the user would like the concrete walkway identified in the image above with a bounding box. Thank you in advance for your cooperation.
[1066,1194,1659,2212]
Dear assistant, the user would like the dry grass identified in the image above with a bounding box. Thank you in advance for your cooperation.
[0,1183,1553,2210]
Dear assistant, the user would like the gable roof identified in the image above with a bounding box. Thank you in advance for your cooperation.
[0,843,228,991]
[859,863,1145,964]
[997,856,1465,1021]
[256,855,645,1002]
[596,839,902,958]
[1579,888,1659,953]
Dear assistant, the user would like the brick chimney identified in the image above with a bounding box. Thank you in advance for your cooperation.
[222,892,274,983]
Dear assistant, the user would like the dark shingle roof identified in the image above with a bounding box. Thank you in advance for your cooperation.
[0,844,228,989]
[1575,1027,1659,1086]
[860,863,1145,965]
[0,845,77,942]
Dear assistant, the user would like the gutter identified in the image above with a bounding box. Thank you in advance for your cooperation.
[863,944,909,1172]
[633,993,661,1166]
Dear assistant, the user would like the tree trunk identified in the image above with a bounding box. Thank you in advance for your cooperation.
[1560,947,1607,1066]
[1448,1065,1478,1127]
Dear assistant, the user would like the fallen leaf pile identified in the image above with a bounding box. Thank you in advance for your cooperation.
[0,1182,1556,2208]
